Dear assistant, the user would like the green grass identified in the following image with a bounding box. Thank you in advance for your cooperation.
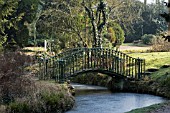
[126,101,170,113]
[128,52,170,70]
[150,67,170,80]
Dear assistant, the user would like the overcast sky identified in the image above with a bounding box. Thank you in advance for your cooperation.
[138,0,168,4]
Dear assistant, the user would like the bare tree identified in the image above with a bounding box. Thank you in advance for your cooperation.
[82,0,110,47]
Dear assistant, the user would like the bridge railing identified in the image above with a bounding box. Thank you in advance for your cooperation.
[37,48,145,82]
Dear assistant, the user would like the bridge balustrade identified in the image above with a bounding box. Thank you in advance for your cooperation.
[37,48,145,82]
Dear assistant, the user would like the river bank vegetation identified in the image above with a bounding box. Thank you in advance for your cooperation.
[0,52,74,113]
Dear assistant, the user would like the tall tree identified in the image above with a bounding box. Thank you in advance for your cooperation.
[14,0,40,47]
[1,0,40,48]
[160,0,170,36]
[82,0,111,47]
[37,0,90,49]
[0,0,22,50]
[168,0,170,35]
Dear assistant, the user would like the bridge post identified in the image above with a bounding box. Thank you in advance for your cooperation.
[137,58,141,79]
[143,59,146,78]
[38,57,43,80]
[44,58,48,80]
[52,57,55,79]
[87,48,90,68]
[58,60,66,83]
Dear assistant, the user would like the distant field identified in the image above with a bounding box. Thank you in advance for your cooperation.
[128,52,170,69]
[120,43,151,51]
[120,43,170,69]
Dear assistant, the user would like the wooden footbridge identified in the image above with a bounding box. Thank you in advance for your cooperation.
[37,48,145,82]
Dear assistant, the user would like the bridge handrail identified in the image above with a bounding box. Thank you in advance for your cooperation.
[58,48,144,61]
[37,47,145,82]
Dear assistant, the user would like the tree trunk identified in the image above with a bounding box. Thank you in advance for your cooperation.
[168,0,170,36]
[144,0,147,5]
[82,1,109,48]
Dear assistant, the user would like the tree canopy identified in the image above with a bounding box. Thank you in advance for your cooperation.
[0,0,167,52]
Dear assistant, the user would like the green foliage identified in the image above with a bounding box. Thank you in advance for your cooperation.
[8,102,30,113]
[107,22,125,46]
[3,38,18,52]
[121,1,167,42]
[0,0,19,48]
[17,0,40,23]
[37,0,86,50]
[0,0,40,49]
[1,0,167,51]
[141,34,155,45]
[7,92,67,113]
[104,27,116,43]
[41,92,64,106]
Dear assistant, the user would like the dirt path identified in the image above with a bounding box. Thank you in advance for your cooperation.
[119,45,151,51]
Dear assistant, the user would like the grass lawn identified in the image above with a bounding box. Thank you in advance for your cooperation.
[150,67,170,80]
[128,52,170,70]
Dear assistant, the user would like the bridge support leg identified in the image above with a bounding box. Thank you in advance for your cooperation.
[59,60,66,83]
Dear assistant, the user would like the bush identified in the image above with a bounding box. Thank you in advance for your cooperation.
[0,52,35,104]
[8,102,30,113]
[0,52,75,113]
[106,21,125,47]
[151,35,170,52]
[141,34,156,45]
[5,82,75,113]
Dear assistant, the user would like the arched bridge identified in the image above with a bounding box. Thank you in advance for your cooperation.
[37,48,145,82]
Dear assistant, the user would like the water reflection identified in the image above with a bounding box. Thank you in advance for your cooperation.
[67,92,167,113]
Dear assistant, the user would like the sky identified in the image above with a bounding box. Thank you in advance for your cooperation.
[138,0,168,4]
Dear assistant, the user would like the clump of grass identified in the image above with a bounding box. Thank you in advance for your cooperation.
[8,102,30,113]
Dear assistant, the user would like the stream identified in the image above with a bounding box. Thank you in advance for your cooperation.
[67,83,167,113]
